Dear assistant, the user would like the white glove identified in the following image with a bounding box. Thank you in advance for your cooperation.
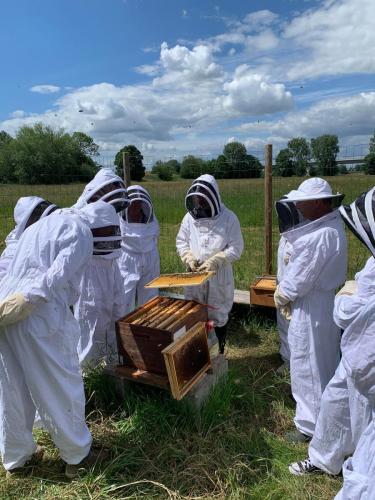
[336,280,357,297]
[181,250,200,272]
[280,304,292,321]
[0,293,35,328]
[198,251,228,272]
[274,285,291,309]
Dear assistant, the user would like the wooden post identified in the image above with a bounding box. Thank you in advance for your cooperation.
[122,151,131,188]
[264,144,273,275]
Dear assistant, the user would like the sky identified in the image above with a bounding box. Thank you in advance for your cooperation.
[0,0,374,165]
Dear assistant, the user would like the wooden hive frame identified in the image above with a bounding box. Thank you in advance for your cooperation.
[162,322,211,400]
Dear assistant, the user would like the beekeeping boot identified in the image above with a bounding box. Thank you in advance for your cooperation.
[65,447,110,480]
[6,445,45,479]
[215,325,227,354]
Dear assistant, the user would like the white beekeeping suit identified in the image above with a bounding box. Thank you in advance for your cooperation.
[290,257,375,476]
[0,201,115,473]
[74,205,128,367]
[118,185,160,310]
[73,168,129,367]
[0,196,57,279]
[176,174,244,353]
[275,178,347,439]
[333,295,375,500]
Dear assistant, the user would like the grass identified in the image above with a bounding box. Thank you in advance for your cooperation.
[0,307,343,499]
[0,173,372,289]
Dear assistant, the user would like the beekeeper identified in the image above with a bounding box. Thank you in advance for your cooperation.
[73,168,129,366]
[274,178,347,442]
[334,278,375,498]
[289,256,374,475]
[74,206,128,366]
[0,196,57,279]
[118,185,160,311]
[0,201,115,478]
[74,167,128,213]
[176,174,244,353]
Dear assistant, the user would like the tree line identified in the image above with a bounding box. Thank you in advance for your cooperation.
[1,123,375,184]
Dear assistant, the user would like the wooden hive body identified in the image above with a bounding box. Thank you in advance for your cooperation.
[250,275,277,307]
[116,296,208,375]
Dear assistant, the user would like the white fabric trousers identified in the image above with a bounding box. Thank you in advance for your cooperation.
[276,310,290,362]
[289,289,341,437]
[335,418,375,500]
[0,321,92,470]
[309,361,372,475]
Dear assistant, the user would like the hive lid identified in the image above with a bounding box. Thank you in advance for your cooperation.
[144,271,215,288]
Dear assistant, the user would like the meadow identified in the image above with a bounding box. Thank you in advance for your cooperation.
[0,174,373,499]
[0,173,372,289]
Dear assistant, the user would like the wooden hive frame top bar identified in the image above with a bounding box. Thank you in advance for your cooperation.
[144,271,215,289]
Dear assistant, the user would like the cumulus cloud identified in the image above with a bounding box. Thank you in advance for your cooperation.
[239,92,375,141]
[284,0,375,79]
[30,85,61,94]
[10,110,26,118]
[223,65,293,115]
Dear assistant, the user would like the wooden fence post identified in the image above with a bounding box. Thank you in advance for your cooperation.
[264,144,273,275]
[122,151,131,188]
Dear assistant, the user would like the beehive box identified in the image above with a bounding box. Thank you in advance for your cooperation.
[250,275,277,307]
[116,296,208,375]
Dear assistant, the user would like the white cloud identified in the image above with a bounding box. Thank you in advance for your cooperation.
[239,92,375,141]
[30,85,61,94]
[10,110,26,118]
[222,65,293,115]
[284,0,375,79]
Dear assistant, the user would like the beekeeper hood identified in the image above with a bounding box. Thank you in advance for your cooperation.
[185,174,223,220]
[75,168,129,213]
[275,177,344,233]
[121,185,153,223]
[340,187,375,257]
[12,196,58,239]
[79,200,121,255]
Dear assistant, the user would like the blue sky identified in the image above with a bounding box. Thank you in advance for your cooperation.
[1,0,374,165]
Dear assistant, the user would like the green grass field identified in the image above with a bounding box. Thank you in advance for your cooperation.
[0,174,373,288]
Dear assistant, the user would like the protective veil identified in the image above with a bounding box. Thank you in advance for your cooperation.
[276,178,347,437]
[176,174,244,328]
[74,202,128,367]
[74,168,128,213]
[0,203,107,471]
[0,196,57,279]
[118,185,160,310]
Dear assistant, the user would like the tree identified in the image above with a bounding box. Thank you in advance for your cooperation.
[165,159,180,174]
[311,134,339,176]
[0,130,13,148]
[288,137,310,176]
[0,123,98,184]
[115,145,145,181]
[180,155,204,179]
[338,164,349,175]
[72,132,99,157]
[364,130,375,174]
[214,155,230,178]
[223,141,247,177]
[274,148,294,177]
[157,164,174,181]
